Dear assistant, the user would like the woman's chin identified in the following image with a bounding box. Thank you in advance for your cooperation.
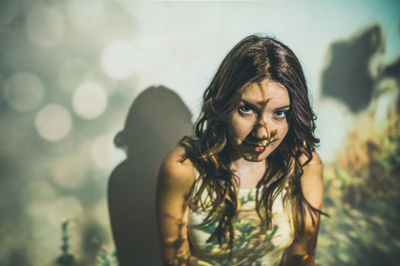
[232,144,271,162]
[242,152,268,162]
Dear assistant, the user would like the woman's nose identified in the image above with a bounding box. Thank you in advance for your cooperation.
[252,119,269,139]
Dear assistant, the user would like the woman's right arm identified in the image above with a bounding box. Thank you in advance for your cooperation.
[156,146,195,266]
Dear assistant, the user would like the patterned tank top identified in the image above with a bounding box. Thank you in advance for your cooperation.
[188,168,295,266]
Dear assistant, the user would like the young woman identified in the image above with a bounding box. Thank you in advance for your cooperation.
[156,35,325,266]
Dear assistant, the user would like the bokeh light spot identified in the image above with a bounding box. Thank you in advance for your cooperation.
[72,80,108,119]
[26,5,64,49]
[25,180,57,203]
[35,104,72,141]
[50,156,85,189]
[101,40,135,79]
[26,201,53,222]
[4,72,44,112]
[67,0,106,34]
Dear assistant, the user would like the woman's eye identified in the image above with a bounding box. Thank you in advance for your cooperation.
[274,110,287,118]
[238,104,253,114]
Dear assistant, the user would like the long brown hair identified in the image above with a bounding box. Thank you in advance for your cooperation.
[181,35,325,250]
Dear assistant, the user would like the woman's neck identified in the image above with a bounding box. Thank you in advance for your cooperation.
[230,157,268,189]
[230,157,267,172]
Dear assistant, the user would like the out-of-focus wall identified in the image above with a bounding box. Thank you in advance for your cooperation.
[0,0,399,265]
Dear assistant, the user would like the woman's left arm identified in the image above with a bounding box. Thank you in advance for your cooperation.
[282,152,324,266]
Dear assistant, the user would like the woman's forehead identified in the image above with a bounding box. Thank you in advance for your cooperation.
[241,80,290,107]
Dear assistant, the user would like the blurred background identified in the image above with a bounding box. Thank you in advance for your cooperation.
[0,0,399,265]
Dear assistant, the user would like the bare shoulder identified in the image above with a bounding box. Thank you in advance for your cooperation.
[158,145,195,194]
[300,151,324,210]
[299,151,322,167]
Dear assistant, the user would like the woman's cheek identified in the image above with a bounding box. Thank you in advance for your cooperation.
[230,117,253,140]
[275,125,289,146]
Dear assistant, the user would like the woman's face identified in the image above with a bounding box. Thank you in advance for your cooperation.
[226,79,290,162]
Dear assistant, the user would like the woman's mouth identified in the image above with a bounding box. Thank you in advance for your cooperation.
[254,145,266,152]
[243,141,267,153]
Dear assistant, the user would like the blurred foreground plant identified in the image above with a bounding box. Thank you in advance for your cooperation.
[56,220,75,266]
[97,247,118,266]
[56,220,118,266]
[317,110,400,266]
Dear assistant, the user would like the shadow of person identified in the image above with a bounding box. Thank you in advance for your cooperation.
[321,24,383,113]
[108,86,193,266]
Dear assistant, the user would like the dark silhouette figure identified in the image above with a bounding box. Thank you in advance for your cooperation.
[321,25,383,113]
[108,86,193,266]
[382,57,400,79]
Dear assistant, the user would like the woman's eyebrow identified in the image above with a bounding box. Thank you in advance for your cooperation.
[241,99,290,110]
[275,105,290,110]
[241,100,260,110]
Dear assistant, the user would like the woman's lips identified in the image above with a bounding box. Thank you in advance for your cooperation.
[243,141,267,153]
[254,146,266,152]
